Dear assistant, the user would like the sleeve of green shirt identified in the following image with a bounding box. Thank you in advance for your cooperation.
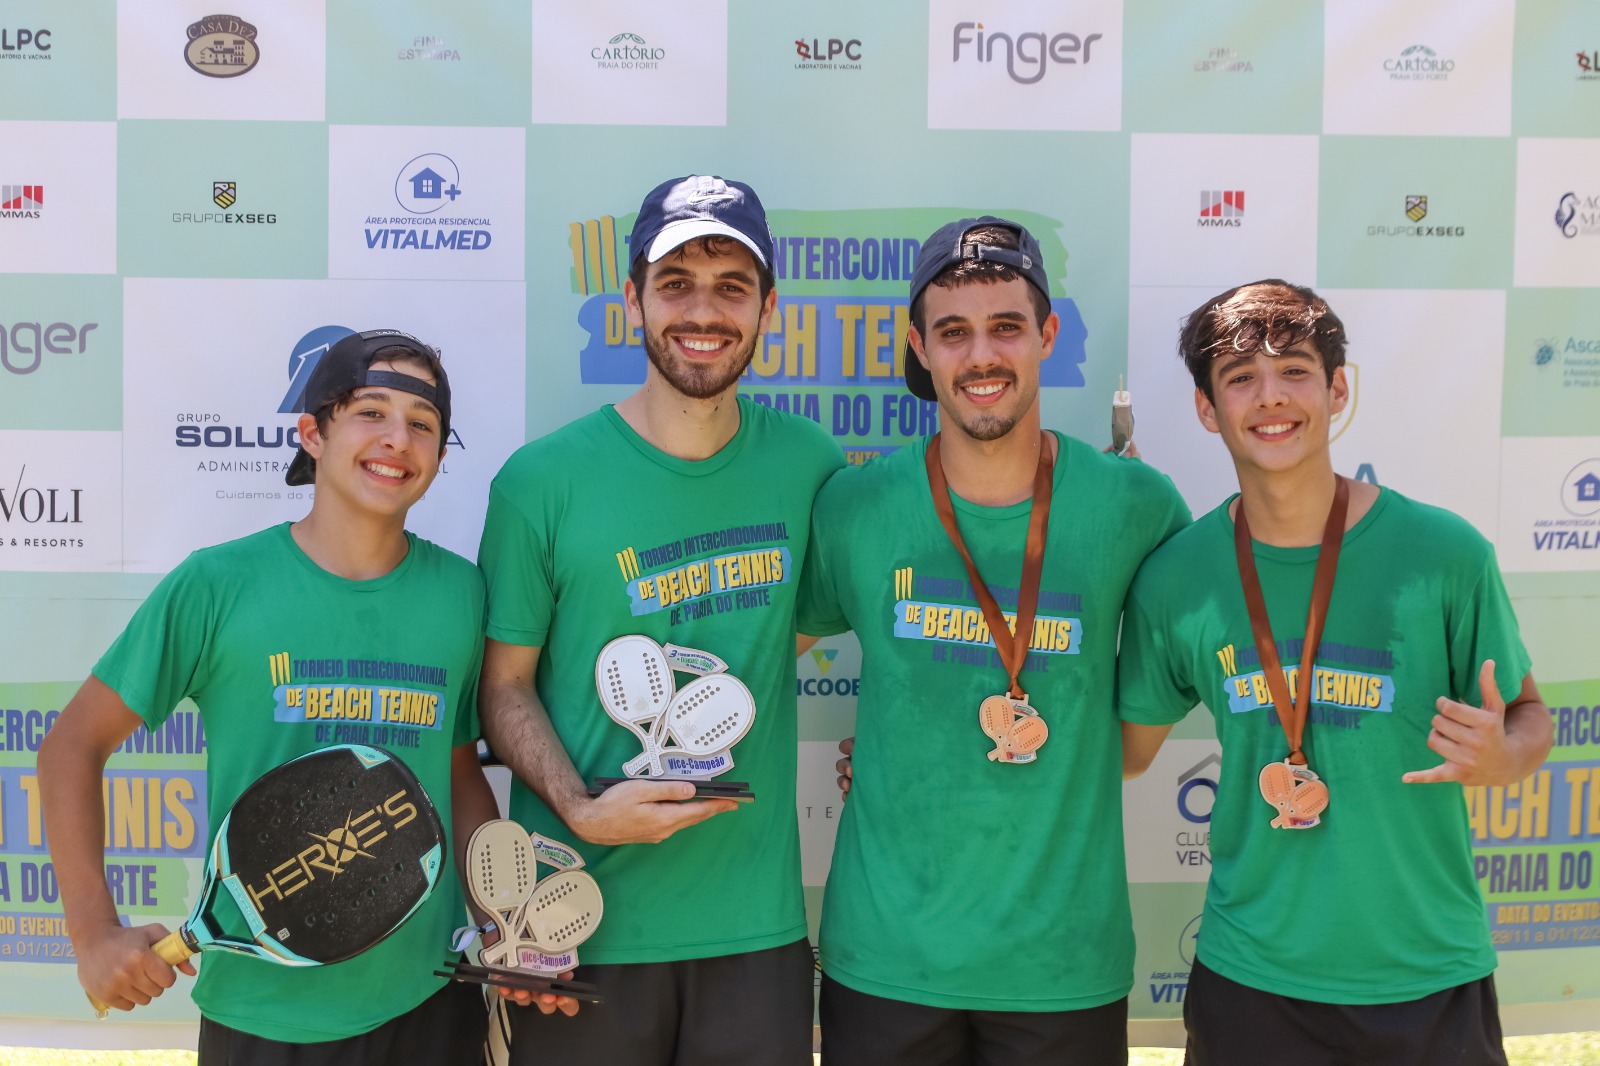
[477,472,555,647]
[92,554,214,730]
[1445,537,1533,709]
[796,470,851,638]
[1116,566,1200,725]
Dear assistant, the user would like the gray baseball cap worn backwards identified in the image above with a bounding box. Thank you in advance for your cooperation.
[903,216,1051,402]
[284,329,451,487]
[627,175,775,272]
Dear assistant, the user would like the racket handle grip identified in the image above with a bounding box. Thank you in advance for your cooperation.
[153,929,196,966]
[84,929,196,1017]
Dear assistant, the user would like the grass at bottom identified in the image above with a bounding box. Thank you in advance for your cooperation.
[2,1034,1598,1065]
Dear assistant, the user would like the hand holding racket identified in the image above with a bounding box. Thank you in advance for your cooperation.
[85,744,444,1016]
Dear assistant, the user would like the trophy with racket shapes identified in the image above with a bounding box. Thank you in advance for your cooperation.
[589,634,757,802]
[436,820,605,1003]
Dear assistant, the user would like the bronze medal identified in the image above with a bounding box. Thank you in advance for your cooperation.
[926,433,1055,765]
[1234,477,1349,830]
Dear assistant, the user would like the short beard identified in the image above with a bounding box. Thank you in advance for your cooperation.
[640,315,758,400]
[938,368,1031,442]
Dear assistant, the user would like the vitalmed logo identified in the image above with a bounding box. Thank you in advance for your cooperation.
[1197,190,1243,227]
[794,37,862,70]
[1384,43,1453,81]
[0,28,51,59]
[1,319,98,376]
[362,153,491,252]
[184,14,260,78]
[1,185,42,219]
[950,21,1102,83]
[592,31,665,70]
[1555,192,1600,239]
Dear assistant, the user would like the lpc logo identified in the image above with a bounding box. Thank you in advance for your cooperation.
[951,22,1102,83]
[185,14,260,78]
[0,28,51,57]
[795,38,862,65]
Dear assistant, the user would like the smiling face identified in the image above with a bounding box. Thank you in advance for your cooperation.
[1195,339,1348,478]
[908,276,1058,443]
[298,359,445,519]
[624,237,777,401]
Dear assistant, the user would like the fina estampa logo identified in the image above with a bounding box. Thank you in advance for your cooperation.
[363,153,492,252]
[949,20,1103,83]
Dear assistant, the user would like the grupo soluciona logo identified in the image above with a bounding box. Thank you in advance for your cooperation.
[950,21,1103,84]
[279,325,356,414]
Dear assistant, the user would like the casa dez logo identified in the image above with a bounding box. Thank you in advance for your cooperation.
[1577,50,1600,81]
[1531,334,1600,389]
[1554,191,1600,239]
[1,184,43,219]
[794,37,862,71]
[591,31,665,70]
[1384,43,1454,81]
[1,318,98,376]
[184,14,260,78]
[1197,190,1244,228]
[0,28,51,60]
[950,21,1104,84]
[361,153,492,253]
[172,181,279,228]
[398,35,460,62]
[1193,46,1252,73]
[1367,194,1464,239]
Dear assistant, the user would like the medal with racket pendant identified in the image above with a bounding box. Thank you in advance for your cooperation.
[1233,476,1348,829]
[590,634,756,801]
[926,433,1054,764]
[87,744,445,1016]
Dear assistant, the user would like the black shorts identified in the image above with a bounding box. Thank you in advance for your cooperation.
[819,972,1128,1066]
[197,978,487,1065]
[506,937,814,1066]
[1184,957,1507,1066]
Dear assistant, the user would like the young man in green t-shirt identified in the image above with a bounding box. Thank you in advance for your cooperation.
[797,218,1189,1065]
[476,175,842,1064]
[38,331,505,1062]
[1118,280,1553,1066]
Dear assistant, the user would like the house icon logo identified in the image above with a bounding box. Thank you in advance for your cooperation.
[394,153,462,216]
[1560,459,1600,517]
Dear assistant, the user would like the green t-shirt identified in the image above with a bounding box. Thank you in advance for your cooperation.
[478,398,843,964]
[798,434,1190,1011]
[93,523,484,1042]
[1118,488,1531,1004]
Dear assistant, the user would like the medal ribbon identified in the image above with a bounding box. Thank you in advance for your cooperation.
[1232,476,1349,766]
[924,432,1054,701]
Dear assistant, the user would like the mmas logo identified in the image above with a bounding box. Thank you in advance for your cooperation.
[1,185,42,219]
[563,206,1088,458]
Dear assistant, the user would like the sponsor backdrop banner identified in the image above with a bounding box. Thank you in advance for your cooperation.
[0,0,1595,1048]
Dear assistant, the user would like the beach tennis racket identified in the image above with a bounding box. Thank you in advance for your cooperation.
[88,744,443,1015]
[991,714,1049,762]
[595,635,676,757]
[621,673,756,777]
[1259,761,1329,828]
[518,870,605,956]
[465,820,537,966]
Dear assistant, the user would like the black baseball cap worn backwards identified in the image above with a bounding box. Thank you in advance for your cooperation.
[284,329,451,487]
[627,175,775,272]
[904,216,1051,402]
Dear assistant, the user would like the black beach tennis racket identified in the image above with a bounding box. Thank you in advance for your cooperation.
[88,744,444,1014]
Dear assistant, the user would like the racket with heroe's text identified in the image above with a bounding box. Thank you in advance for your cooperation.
[88,744,444,1015]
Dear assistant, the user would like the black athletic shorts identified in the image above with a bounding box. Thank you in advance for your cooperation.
[197,978,487,1066]
[1184,956,1508,1066]
[507,937,814,1066]
[819,972,1129,1066]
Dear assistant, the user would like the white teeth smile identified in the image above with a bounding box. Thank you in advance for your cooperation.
[678,338,725,352]
[965,383,1005,396]
[1255,422,1294,435]
[364,461,407,479]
